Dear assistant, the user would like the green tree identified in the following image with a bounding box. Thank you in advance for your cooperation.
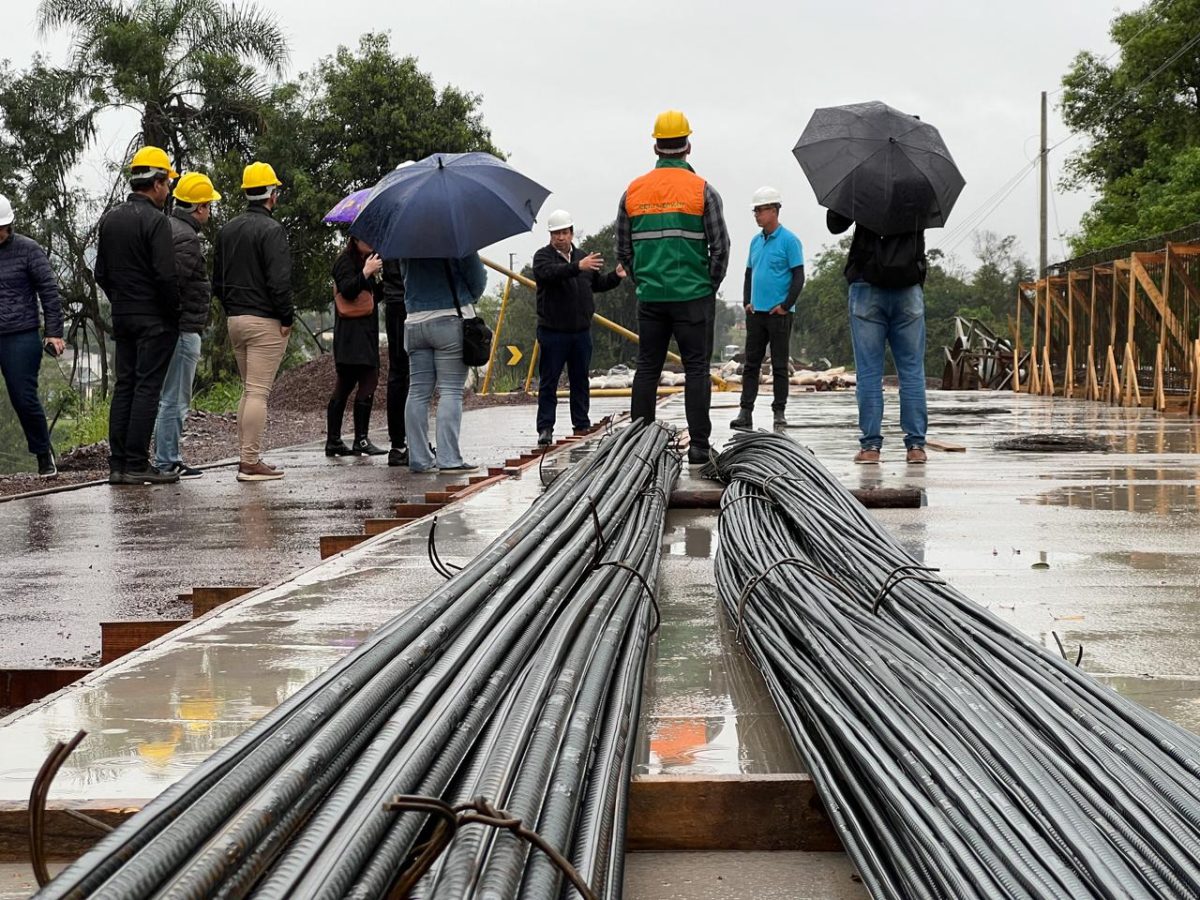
[1060,0,1200,252]
[243,32,503,315]
[37,0,288,167]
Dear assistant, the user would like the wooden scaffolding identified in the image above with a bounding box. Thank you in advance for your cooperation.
[1014,231,1200,414]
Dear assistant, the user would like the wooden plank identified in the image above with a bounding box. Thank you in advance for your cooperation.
[394,502,443,519]
[185,586,256,618]
[99,620,186,665]
[319,535,366,559]
[362,517,415,536]
[1131,254,1187,358]
[0,668,90,709]
[925,439,966,453]
[0,804,136,862]
[626,774,839,852]
[668,487,923,510]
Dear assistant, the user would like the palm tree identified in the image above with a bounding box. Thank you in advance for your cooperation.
[37,0,289,169]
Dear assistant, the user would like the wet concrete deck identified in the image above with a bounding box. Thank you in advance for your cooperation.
[0,402,584,668]
[3,387,1200,892]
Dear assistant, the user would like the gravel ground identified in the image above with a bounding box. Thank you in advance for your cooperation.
[0,354,534,500]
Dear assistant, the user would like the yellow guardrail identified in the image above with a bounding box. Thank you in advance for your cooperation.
[479,256,726,393]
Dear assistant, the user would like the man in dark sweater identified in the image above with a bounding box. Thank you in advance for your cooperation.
[95,145,181,485]
[0,194,64,477]
[153,171,221,480]
[531,209,626,445]
[827,210,928,465]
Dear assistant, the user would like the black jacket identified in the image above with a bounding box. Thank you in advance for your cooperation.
[331,248,382,367]
[532,244,621,333]
[169,210,212,334]
[95,193,179,323]
[827,211,926,289]
[381,259,406,307]
[213,204,294,325]
[0,232,63,337]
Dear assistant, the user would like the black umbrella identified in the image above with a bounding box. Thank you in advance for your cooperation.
[793,101,965,235]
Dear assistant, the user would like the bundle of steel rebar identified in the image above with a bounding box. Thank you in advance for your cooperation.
[38,422,679,900]
[709,431,1200,900]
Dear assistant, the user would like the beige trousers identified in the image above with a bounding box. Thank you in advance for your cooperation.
[227,315,288,465]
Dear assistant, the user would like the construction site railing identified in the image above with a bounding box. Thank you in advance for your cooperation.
[479,256,726,394]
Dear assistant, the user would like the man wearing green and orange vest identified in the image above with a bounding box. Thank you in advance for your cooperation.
[617,110,729,465]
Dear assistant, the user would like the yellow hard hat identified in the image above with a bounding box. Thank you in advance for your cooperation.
[652,110,692,140]
[173,172,222,205]
[129,146,179,179]
[241,161,282,191]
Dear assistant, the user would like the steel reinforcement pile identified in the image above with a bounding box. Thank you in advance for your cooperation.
[709,431,1200,900]
[37,422,680,900]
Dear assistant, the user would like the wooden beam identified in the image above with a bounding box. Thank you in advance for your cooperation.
[925,439,967,453]
[183,586,256,618]
[626,774,840,852]
[669,486,924,510]
[1085,344,1100,401]
[319,535,366,559]
[362,517,415,536]
[394,502,444,519]
[0,668,90,709]
[1131,253,1187,358]
[99,620,186,665]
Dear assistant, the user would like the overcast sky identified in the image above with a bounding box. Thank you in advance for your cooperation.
[2,0,1142,296]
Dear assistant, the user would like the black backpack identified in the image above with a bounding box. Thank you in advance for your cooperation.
[861,230,927,289]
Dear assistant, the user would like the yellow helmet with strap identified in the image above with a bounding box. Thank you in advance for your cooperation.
[129,146,179,179]
[173,172,222,205]
[241,161,282,191]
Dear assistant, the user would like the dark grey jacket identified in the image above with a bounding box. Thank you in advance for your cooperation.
[212,204,294,326]
[0,232,63,337]
[169,210,212,334]
[532,244,621,333]
[95,193,179,323]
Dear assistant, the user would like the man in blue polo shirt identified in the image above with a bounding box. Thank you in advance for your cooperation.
[731,186,805,430]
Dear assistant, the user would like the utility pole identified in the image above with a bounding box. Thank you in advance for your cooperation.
[1039,90,1048,276]
[508,252,516,274]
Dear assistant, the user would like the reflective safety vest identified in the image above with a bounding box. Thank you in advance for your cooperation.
[624,159,713,302]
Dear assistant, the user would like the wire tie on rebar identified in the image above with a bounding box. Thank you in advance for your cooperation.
[761,472,790,495]
[29,729,89,887]
[716,492,778,520]
[735,558,854,640]
[870,565,945,615]
[595,560,662,635]
[385,794,597,900]
[1050,630,1085,667]
[426,517,462,580]
[587,497,607,572]
[639,485,669,506]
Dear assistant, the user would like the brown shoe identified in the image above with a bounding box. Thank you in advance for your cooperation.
[853,449,881,465]
[237,460,284,482]
[906,447,927,465]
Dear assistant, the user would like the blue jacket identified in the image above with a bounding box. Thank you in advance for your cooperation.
[0,232,64,337]
[402,254,487,314]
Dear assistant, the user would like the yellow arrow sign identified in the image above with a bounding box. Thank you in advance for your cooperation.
[506,345,523,366]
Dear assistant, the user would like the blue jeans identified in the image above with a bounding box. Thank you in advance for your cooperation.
[153,332,202,468]
[848,282,927,450]
[536,326,592,432]
[0,328,51,455]
[404,316,467,471]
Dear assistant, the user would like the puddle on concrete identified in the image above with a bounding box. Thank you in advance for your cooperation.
[1031,482,1200,514]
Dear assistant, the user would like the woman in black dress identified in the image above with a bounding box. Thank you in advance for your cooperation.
[326,236,386,456]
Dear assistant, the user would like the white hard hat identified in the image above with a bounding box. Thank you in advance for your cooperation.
[546,209,574,232]
[751,186,782,209]
[0,195,13,227]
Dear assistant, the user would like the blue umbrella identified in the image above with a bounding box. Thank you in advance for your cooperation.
[349,152,551,258]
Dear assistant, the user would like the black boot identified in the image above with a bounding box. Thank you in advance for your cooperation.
[326,395,351,456]
[730,409,753,431]
[352,398,386,455]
